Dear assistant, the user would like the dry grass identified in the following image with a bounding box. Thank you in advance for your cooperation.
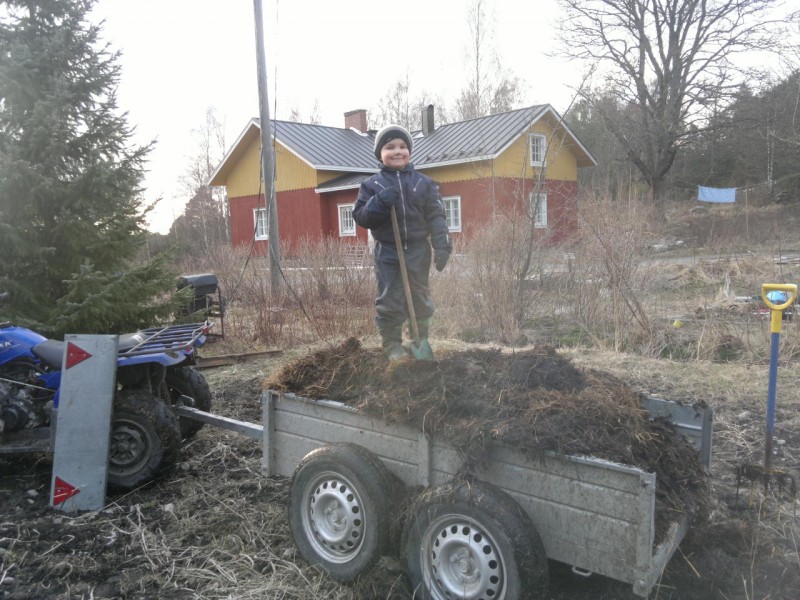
[176,200,800,367]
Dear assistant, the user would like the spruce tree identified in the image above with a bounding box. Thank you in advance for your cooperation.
[0,0,179,334]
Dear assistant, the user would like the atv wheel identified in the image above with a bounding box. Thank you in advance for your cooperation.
[165,366,212,438]
[107,390,181,490]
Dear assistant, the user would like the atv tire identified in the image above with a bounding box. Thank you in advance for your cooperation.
[164,366,212,438]
[107,390,181,490]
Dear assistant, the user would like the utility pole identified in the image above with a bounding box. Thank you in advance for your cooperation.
[253,0,281,294]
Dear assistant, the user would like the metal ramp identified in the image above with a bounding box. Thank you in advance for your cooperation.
[50,335,118,512]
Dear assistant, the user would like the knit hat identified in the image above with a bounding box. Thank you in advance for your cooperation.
[373,124,412,161]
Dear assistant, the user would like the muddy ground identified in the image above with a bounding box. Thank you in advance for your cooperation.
[1,343,798,600]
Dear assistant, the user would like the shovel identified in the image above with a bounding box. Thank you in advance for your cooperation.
[390,206,434,360]
[735,283,799,509]
[760,283,797,491]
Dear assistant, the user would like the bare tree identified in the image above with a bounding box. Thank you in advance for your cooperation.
[456,0,523,120]
[372,74,453,130]
[287,106,302,123]
[287,101,322,125]
[173,107,229,248]
[374,73,416,129]
[557,0,785,202]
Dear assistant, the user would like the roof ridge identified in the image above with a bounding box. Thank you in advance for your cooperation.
[436,105,547,129]
[256,117,355,132]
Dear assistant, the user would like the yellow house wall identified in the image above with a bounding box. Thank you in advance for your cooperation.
[224,139,343,198]
[423,122,577,184]
[224,137,262,198]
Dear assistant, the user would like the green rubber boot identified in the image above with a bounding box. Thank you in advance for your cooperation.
[380,325,407,361]
[385,342,408,361]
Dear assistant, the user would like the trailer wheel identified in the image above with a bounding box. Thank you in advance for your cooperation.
[288,443,395,581]
[403,481,548,600]
[164,366,212,438]
[107,391,181,490]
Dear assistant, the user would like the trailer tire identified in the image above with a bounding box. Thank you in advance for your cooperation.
[403,481,548,600]
[288,443,395,581]
[164,366,212,438]
[107,391,181,490]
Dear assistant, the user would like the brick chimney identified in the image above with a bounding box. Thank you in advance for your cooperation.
[344,109,368,133]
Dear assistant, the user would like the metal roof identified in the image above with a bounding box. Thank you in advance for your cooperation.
[411,105,549,167]
[209,105,595,187]
[270,106,554,170]
[270,120,376,170]
[314,172,374,192]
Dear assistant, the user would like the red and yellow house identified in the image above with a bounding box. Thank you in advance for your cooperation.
[208,105,595,255]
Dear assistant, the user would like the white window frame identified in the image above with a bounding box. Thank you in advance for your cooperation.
[529,133,547,167]
[442,195,462,232]
[531,192,547,228]
[338,203,356,237]
[254,208,268,240]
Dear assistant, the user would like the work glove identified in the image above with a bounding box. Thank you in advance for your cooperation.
[434,248,450,272]
[376,186,400,209]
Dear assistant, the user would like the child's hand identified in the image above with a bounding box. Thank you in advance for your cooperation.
[434,249,450,271]
[376,186,400,208]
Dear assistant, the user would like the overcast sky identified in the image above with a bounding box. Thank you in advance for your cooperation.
[89,0,582,233]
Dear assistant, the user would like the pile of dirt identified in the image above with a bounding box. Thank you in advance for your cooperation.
[265,338,711,529]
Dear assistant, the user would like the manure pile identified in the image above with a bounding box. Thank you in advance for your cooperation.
[266,338,710,530]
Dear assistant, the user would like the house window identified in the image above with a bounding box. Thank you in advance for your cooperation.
[531,193,547,228]
[254,208,268,240]
[442,196,461,232]
[339,203,356,237]
[529,133,546,167]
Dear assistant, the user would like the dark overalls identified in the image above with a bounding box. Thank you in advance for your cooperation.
[353,164,451,345]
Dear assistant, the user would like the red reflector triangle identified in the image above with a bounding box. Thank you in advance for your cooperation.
[65,342,92,368]
[53,476,80,505]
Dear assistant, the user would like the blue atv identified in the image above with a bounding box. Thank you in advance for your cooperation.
[0,293,212,490]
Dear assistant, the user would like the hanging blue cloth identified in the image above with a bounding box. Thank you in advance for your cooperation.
[766,290,789,304]
[698,186,736,203]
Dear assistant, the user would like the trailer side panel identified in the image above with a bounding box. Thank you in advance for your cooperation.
[262,391,711,597]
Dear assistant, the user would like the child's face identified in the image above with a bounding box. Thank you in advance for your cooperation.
[380,138,410,170]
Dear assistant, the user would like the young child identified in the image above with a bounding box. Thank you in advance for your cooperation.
[353,124,452,360]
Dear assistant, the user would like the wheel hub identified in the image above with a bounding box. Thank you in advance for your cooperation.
[303,475,365,563]
[109,424,147,469]
[425,518,504,599]
[451,547,479,583]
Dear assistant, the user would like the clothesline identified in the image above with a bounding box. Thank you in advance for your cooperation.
[670,170,800,197]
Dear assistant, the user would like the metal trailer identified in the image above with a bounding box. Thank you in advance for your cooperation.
[178,390,713,599]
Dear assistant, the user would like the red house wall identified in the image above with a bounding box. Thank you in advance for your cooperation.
[321,189,369,244]
[438,177,577,244]
[228,188,324,255]
[228,178,577,254]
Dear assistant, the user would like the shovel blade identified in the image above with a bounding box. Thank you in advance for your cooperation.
[408,338,434,361]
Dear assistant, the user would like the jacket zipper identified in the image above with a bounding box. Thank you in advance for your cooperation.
[396,171,408,250]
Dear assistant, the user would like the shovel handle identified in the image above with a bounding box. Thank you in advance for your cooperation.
[390,206,420,342]
[762,283,797,334]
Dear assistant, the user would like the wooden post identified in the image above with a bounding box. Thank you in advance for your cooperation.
[252,0,281,294]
